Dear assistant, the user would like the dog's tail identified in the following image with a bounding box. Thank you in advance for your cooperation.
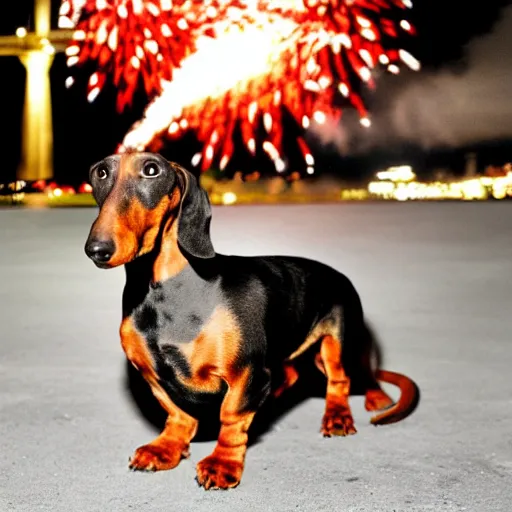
[371,369,420,425]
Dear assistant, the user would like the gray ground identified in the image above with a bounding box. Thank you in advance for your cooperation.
[1,203,511,512]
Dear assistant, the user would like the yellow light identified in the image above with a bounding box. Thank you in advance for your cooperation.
[368,181,395,196]
[460,179,487,200]
[16,27,27,38]
[493,187,506,200]
[376,165,416,182]
[341,189,369,201]
[367,171,512,201]
[53,188,63,197]
[18,49,55,181]
[222,192,237,205]
[393,184,409,201]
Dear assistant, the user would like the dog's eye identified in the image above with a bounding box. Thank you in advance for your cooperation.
[95,167,108,180]
[141,163,161,179]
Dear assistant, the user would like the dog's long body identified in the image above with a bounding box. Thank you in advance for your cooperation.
[85,152,419,490]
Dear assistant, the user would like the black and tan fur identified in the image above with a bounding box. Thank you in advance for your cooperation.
[85,152,419,490]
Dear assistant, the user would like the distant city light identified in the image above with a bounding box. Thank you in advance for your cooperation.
[222,192,237,205]
[368,165,512,201]
[376,165,416,182]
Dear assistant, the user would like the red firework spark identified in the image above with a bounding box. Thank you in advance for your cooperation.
[63,0,224,111]
[61,0,419,172]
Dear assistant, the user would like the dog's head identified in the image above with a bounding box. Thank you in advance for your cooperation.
[84,152,215,269]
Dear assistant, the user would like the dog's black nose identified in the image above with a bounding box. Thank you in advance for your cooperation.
[85,239,115,265]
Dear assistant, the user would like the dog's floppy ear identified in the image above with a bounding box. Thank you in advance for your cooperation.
[172,162,215,260]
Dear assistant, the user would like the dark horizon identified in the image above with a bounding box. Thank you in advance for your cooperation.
[1,1,511,186]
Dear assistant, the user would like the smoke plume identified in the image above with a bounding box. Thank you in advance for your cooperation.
[310,5,512,155]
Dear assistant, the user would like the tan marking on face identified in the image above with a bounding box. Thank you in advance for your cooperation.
[89,153,187,269]
[152,187,188,281]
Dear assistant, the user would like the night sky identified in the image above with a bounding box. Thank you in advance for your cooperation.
[0,0,511,185]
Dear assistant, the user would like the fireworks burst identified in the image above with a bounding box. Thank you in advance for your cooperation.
[60,0,419,173]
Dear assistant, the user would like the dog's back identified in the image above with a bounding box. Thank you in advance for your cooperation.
[215,254,371,380]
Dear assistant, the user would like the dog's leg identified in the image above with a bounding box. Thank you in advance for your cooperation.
[319,335,357,437]
[129,405,198,472]
[365,386,394,412]
[121,319,198,471]
[314,351,326,375]
[316,334,393,413]
[196,366,270,490]
[273,361,299,398]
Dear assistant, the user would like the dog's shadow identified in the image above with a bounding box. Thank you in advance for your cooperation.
[123,322,394,446]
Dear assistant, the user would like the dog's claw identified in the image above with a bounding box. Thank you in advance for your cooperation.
[321,406,357,437]
[196,455,243,490]
[128,440,189,472]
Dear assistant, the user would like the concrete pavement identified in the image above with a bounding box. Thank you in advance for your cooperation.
[1,203,511,511]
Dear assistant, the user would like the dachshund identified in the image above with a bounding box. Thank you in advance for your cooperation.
[84,151,419,490]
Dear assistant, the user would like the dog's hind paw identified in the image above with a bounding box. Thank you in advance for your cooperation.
[321,405,357,437]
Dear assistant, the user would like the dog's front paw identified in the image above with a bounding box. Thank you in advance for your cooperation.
[129,439,190,472]
[321,405,357,437]
[196,455,243,490]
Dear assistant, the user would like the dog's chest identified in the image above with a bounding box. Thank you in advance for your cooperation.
[131,268,224,382]
[138,267,220,341]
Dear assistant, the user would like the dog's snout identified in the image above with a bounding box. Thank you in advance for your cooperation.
[85,239,115,265]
